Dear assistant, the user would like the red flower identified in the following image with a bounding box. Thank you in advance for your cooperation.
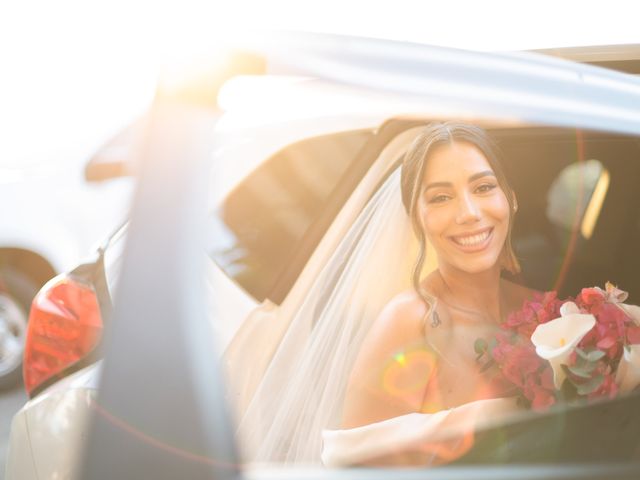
[503,305,537,338]
[531,386,556,411]
[577,287,605,313]
[539,366,555,390]
[523,375,556,411]
[485,286,635,409]
[596,335,617,350]
[491,336,513,363]
[499,345,542,388]
[536,309,551,325]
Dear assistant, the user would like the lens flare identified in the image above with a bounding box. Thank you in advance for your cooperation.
[383,349,437,398]
[90,400,241,469]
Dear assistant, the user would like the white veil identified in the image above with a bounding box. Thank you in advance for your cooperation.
[224,124,528,467]
[228,162,432,464]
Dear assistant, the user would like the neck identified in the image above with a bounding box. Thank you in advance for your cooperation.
[436,263,504,321]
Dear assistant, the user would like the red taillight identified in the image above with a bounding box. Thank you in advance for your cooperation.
[23,275,103,396]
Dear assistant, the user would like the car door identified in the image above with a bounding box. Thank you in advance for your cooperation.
[77,32,640,480]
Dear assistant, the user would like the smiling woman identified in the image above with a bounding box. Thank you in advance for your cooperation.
[332,122,533,465]
[399,124,521,323]
[234,122,533,466]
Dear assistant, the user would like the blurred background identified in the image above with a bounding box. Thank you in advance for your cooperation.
[1,0,640,474]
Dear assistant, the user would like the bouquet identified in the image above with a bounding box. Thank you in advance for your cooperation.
[475,282,640,411]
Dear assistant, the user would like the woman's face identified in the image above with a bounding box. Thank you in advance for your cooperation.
[419,141,511,275]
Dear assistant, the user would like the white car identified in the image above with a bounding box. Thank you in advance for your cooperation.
[6,34,640,479]
[0,130,135,389]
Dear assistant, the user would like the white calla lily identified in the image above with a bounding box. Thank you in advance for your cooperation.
[559,301,581,316]
[615,345,640,393]
[531,303,596,390]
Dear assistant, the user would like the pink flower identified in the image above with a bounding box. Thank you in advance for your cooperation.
[499,345,542,388]
[577,287,606,313]
[484,285,640,409]
[539,366,555,390]
[523,374,556,411]
[531,386,556,411]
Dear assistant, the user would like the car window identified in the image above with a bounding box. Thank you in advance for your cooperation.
[546,159,609,239]
[225,123,640,469]
[500,129,640,300]
[209,129,372,303]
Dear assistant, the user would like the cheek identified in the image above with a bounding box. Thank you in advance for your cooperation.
[421,206,450,241]
[486,193,511,226]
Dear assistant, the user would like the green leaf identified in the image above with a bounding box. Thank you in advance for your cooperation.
[568,365,592,379]
[474,338,489,361]
[474,338,488,356]
[577,375,605,395]
[587,350,606,362]
[576,348,606,362]
[576,348,589,361]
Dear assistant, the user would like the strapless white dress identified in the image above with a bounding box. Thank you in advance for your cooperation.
[321,397,520,467]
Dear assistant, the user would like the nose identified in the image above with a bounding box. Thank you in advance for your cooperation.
[455,193,481,225]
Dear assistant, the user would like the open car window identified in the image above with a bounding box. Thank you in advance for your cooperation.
[209,129,373,304]
[499,129,640,299]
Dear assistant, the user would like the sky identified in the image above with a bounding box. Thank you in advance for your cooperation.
[1,0,639,168]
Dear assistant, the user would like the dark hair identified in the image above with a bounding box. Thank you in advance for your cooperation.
[400,122,520,316]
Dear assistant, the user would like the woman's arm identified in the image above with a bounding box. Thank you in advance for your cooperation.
[341,291,433,429]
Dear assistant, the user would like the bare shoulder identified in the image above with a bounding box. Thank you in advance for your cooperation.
[366,290,430,346]
[372,268,444,328]
[342,289,433,426]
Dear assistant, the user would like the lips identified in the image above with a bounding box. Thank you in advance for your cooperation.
[449,227,493,252]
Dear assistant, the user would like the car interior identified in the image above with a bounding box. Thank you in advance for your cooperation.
[212,119,640,308]
[212,117,640,467]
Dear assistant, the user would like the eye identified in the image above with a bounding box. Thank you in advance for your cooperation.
[427,193,451,204]
[475,182,497,194]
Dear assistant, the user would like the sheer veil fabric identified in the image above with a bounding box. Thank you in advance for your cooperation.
[225,125,530,467]
[232,166,429,464]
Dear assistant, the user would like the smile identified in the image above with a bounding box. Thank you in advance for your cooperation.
[449,227,493,251]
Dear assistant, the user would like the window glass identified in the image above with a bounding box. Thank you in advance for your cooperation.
[546,159,609,238]
[209,129,372,302]
[505,134,640,300]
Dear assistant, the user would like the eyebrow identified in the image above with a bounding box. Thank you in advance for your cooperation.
[423,170,496,192]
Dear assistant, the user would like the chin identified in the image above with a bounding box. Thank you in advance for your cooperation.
[447,253,503,275]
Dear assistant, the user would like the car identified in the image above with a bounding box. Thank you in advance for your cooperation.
[0,128,137,389]
[6,33,640,479]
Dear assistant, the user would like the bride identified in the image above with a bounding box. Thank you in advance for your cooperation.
[229,122,533,467]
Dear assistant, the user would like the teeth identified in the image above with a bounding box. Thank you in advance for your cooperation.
[453,230,490,246]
